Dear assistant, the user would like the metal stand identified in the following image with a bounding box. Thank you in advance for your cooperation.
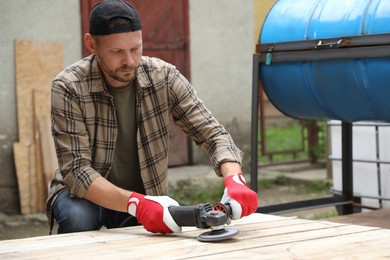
[250,54,260,192]
[250,53,355,215]
[340,122,355,215]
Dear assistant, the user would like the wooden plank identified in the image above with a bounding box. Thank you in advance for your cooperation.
[278,228,390,259]
[194,229,390,259]
[13,141,38,213]
[37,115,58,190]
[33,90,51,212]
[0,230,146,255]
[0,214,275,253]
[14,39,63,213]
[0,223,382,259]
[13,143,32,214]
[15,40,63,143]
[1,214,389,259]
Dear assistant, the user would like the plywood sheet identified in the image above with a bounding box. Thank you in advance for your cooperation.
[38,115,58,190]
[14,40,63,213]
[33,90,52,211]
[15,40,63,143]
[13,142,33,214]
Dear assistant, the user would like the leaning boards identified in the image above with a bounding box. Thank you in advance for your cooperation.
[14,40,63,214]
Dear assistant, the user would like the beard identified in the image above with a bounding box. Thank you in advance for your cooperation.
[97,56,138,86]
[107,64,137,83]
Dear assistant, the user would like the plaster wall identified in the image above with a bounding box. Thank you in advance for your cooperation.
[0,0,82,213]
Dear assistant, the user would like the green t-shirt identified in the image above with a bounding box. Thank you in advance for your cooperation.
[107,83,145,194]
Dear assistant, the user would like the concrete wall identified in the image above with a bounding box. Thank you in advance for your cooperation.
[189,0,254,169]
[0,0,82,213]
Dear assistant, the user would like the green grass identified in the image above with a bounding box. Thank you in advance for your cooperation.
[262,123,304,152]
[258,178,274,189]
[306,180,332,193]
[291,180,332,195]
[260,176,331,194]
[258,123,305,163]
[258,120,328,164]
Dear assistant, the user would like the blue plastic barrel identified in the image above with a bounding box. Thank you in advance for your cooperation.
[259,0,390,122]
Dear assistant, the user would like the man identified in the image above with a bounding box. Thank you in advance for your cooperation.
[46,0,258,234]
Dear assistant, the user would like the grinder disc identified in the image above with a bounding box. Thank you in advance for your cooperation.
[198,228,239,242]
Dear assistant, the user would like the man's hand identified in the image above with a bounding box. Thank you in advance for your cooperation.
[220,173,258,220]
[127,192,182,233]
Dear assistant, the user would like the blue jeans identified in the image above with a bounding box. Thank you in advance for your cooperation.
[52,189,139,234]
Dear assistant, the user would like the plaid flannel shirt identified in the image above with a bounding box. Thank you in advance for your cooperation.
[45,54,243,223]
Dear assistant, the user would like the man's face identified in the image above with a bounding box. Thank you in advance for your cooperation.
[92,31,143,88]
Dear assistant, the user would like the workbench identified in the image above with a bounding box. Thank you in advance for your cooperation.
[0,213,389,259]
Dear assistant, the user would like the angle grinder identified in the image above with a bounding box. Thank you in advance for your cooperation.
[168,202,239,242]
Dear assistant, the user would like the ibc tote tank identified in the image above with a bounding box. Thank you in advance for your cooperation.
[258,0,390,122]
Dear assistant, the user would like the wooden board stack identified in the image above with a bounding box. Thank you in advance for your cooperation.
[13,40,63,214]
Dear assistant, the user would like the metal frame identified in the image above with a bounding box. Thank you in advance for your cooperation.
[259,103,306,163]
[257,33,390,64]
[250,53,356,214]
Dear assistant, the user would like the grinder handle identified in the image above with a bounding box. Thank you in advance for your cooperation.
[168,205,201,227]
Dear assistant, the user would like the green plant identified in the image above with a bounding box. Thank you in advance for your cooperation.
[258,179,274,189]
[292,183,307,194]
[306,180,331,193]
[274,175,289,185]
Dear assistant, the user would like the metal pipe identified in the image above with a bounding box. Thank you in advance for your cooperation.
[250,54,260,193]
[331,189,390,201]
[375,125,383,208]
[328,157,390,165]
[257,196,350,215]
[341,122,354,214]
[327,121,390,127]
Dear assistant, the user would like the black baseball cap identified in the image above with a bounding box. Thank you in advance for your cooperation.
[89,0,142,35]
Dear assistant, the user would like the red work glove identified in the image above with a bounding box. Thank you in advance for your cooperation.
[127,192,182,233]
[220,173,258,220]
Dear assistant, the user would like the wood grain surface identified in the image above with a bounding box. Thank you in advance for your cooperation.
[0,213,388,259]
